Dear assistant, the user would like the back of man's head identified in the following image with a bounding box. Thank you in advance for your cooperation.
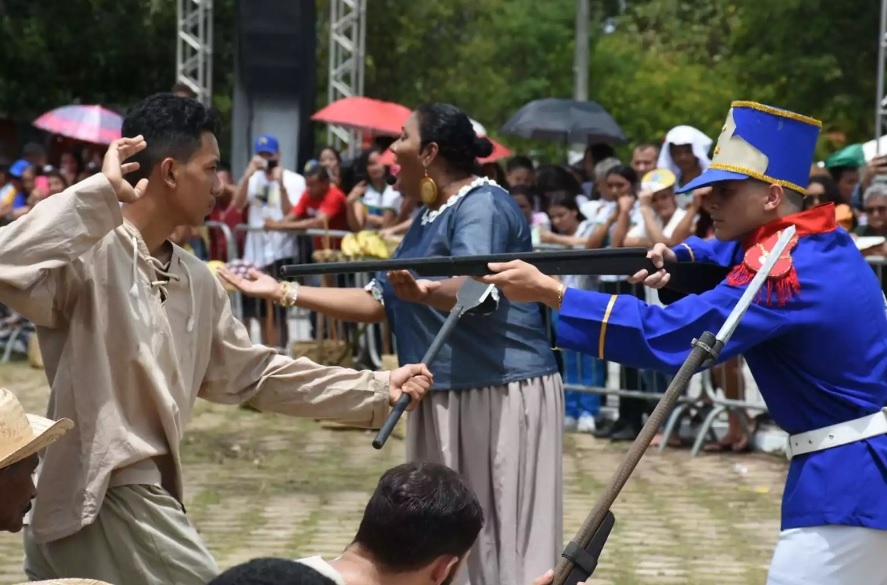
[209,558,337,585]
[122,92,220,183]
[353,461,483,573]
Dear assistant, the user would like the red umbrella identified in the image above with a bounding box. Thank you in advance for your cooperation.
[378,118,512,166]
[312,97,412,136]
[33,105,122,145]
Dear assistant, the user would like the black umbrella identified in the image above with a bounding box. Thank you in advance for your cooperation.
[500,98,627,144]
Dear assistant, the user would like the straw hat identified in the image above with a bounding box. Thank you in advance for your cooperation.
[0,387,73,469]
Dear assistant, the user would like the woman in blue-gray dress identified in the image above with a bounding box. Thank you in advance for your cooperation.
[221,103,563,585]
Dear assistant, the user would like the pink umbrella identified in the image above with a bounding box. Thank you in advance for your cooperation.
[33,105,123,145]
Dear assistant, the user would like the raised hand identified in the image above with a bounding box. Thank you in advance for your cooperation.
[617,194,635,213]
[347,180,368,203]
[248,155,267,175]
[102,136,149,203]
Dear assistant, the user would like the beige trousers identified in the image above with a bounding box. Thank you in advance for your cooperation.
[406,374,564,585]
[24,485,219,585]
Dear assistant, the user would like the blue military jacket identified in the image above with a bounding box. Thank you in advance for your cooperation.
[557,204,887,531]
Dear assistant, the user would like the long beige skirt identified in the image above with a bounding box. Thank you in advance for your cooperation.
[406,373,564,585]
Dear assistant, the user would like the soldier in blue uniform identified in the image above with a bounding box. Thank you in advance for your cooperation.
[479,101,887,584]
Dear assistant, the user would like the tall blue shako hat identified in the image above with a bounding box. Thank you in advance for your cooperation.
[677,101,822,195]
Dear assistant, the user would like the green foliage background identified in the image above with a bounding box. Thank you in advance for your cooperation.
[0,0,879,161]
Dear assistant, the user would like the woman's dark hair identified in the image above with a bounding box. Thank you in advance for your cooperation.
[415,103,493,175]
[808,175,843,206]
[355,146,387,182]
[605,164,639,188]
[546,190,586,223]
[317,145,341,164]
[535,164,581,197]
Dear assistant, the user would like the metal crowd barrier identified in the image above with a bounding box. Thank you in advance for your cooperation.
[199,221,887,456]
[204,223,385,369]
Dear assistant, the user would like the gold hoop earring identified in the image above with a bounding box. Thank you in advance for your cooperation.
[419,167,438,206]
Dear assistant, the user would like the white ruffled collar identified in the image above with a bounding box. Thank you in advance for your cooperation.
[420,176,497,225]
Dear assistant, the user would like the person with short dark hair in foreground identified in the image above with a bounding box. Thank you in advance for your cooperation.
[295,462,571,585]
[297,461,483,585]
[211,558,337,585]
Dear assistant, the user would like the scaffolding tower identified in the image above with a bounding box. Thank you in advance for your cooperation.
[327,0,366,154]
[875,0,887,152]
[176,0,214,106]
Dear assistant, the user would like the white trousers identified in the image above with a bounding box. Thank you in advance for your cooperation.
[767,526,887,585]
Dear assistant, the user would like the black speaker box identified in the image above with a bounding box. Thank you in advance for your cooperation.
[237,0,316,96]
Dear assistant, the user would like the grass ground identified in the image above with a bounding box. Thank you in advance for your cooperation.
[0,362,786,584]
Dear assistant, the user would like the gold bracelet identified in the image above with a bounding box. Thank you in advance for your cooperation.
[556,283,566,310]
[277,281,292,307]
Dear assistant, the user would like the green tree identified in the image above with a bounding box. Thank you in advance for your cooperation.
[0,0,178,117]
[728,0,880,143]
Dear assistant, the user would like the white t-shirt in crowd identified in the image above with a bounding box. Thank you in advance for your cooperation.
[563,219,598,292]
[626,206,689,305]
[242,168,306,268]
[296,556,347,585]
[579,199,602,223]
[592,200,643,283]
[361,183,403,219]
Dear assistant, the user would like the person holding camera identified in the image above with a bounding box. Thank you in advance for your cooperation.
[231,134,306,348]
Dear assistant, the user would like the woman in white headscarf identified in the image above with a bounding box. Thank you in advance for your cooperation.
[657,125,712,193]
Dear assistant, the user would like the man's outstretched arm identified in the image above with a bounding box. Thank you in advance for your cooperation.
[556,282,790,372]
[199,276,430,428]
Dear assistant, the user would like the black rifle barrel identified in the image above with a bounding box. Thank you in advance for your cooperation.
[279,248,729,297]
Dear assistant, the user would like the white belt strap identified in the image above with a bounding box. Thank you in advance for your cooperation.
[786,408,887,460]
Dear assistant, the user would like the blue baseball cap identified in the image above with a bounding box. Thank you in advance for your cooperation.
[9,159,29,178]
[254,134,279,155]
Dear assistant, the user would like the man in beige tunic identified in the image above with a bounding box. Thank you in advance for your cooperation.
[0,93,432,585]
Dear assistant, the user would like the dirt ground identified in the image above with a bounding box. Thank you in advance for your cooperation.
[0,362,787,584]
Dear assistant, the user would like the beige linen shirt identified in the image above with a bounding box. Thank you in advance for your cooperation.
[0,174,390,544]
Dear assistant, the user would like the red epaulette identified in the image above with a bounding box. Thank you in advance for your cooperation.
[726,231,800,306]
